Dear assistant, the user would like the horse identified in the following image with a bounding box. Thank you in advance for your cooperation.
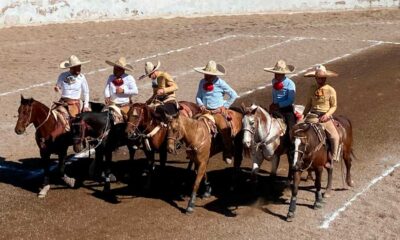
[14,96,76,197]
[124,101,201,178]
[242,104,293,183]
[286,116,355,221]
[71,110,136,193]
[165,109,244,213]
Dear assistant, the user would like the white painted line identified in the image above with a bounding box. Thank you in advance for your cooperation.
[2,20,398,47]
[319,161,400,229]
[0,35,239,97]
[237,41,383,97]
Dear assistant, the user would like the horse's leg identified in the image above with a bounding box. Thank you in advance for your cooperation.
[271,154,279,178]
[202,172,212,198]
[314,167,324,209]
[230,134,243,191]
[286,170,301,221]
[251,150,264,184]
[127,144,136,161]
[59,149,75,188]
[143,150,155,190]
[103,150,113,193]
[343,148,354,187]
[89,147,104,180]
[159,141,168,170]
[187,158,207,213]
[37,150,52,198]
[324,167,333,198]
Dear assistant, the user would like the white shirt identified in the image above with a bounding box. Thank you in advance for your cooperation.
[56,72,90,108]
[104,73,138,104]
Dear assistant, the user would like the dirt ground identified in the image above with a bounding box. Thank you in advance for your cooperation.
[0,9,399,240]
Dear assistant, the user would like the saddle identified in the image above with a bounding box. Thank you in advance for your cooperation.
[104,104,125,124]
[179,103,193,118]
[50,104,71,140]
[198,114,217,136]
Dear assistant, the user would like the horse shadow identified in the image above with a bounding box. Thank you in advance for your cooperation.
[84,157,299,218]
[0,155,93,194]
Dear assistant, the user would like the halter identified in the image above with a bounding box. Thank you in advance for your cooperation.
[23,102,52,131]
[243,109,282,152]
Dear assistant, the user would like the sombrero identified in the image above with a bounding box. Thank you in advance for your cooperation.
[304,64,338,78]
[60,55,90,69]
[105,57,134,71]
[139,61,161,80]
[264,60,295,74]
[194,60,226,76]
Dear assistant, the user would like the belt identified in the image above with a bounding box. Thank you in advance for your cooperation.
[115,103,130,108]
[60,98,80,105]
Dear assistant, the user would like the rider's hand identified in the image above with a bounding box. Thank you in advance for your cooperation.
[82,107,91,112]
[320,114,329,122]
[156,88,164,95]
[116,87,124,94]
[200,105,207,112]
[54,85,60,92]
[105,97,111,105]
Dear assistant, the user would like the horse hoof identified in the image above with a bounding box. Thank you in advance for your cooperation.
[286,212,295,222]
[62,175,76,188]
[347,180,355,188]
[38,185,50,198]
[202,192,211,198]
[224,158,233,165]
[314,202,323,209]
[186,207,194,214]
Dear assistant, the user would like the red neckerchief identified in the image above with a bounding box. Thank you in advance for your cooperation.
[112,77,124,87]
[273,81,284,90]
[203,82,214,91]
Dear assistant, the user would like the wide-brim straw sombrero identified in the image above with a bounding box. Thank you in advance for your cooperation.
[194,60,226,76]
[304,64,338,78]
[138,61,161,80]
[60,55,90,69]
[105,57,134,71]
[264,60,295,74]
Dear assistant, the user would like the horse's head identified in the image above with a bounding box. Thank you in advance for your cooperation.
[70,114,87,153]
[242,104,259,148]
[125,103,146,139]
[165,112,181,154]
[15,95,35,135]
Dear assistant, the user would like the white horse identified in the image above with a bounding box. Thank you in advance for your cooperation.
[242,104,292,181]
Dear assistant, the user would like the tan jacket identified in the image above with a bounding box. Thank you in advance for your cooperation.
[304,84,337,117]
[148,71,178,103]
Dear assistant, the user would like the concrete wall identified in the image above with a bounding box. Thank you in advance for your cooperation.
[1,0,398,27]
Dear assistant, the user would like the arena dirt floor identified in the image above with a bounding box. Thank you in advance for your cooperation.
[0,9,399,240]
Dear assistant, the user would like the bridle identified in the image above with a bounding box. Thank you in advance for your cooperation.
[20,102,51,131]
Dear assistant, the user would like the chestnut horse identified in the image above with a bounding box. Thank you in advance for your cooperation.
[14,96,76,197]
[286,116,355,221]
[165,109,244,213]
[125,101,201,177]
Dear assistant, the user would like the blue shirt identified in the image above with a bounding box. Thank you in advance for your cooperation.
[196,77,238,109]
[272,77,296,108]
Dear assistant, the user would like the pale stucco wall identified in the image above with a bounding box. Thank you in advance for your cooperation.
[1,0,398,27]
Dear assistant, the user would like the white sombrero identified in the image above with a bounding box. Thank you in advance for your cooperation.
[59,55,90,69]
[264,60,295,74]
[304,64,338,78]
[194,60,226,76]
[105,57,134,71]
[139,61,161,80]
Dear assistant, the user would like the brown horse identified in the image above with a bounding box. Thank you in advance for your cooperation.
[125,101,201,180]
[165,109,244,213]
[286,115,355,221]
[14,96,75,197]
